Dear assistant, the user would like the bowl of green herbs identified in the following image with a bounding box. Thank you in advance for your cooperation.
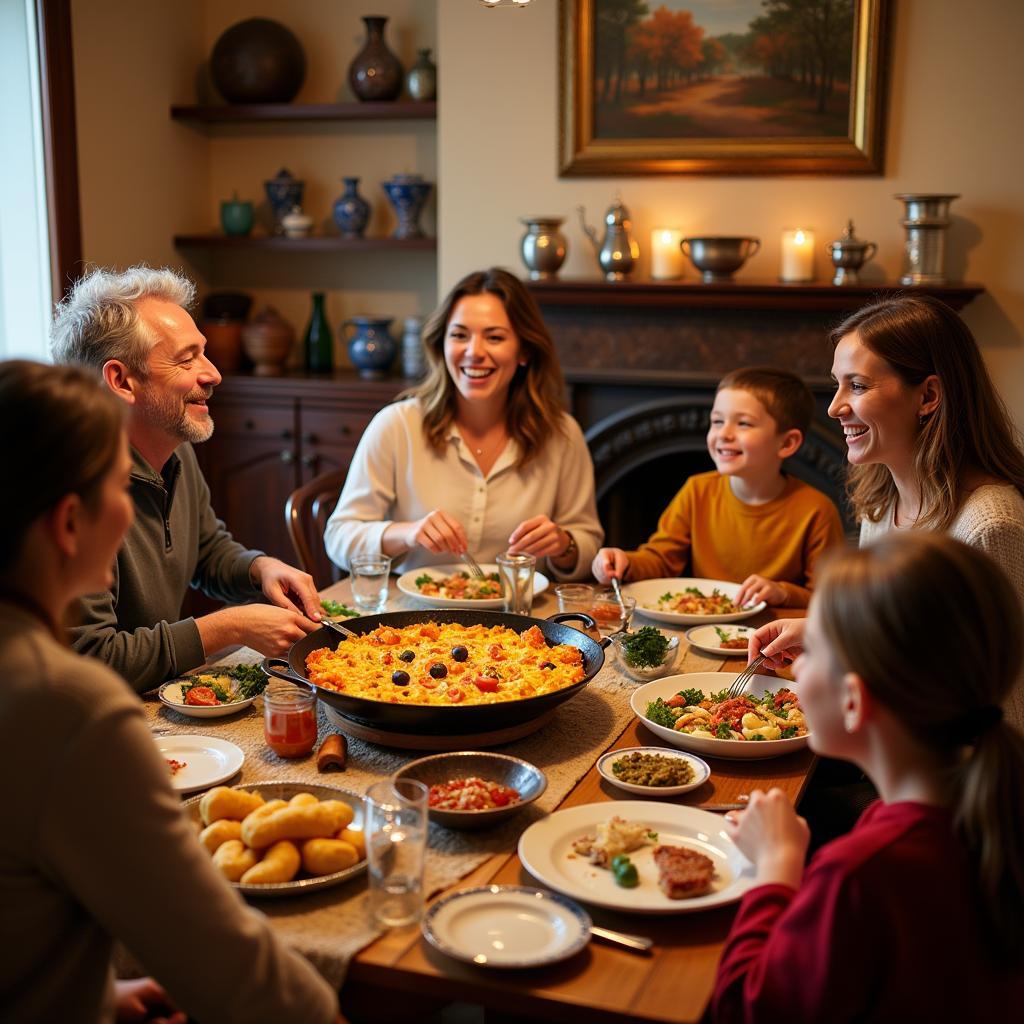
[611,626,680,681]
[159,663,268,718]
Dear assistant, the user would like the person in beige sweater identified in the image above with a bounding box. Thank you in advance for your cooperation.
[0,360,341,1024]
[750,296,1024,731]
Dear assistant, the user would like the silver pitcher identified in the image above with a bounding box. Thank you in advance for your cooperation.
[578,197,639,281]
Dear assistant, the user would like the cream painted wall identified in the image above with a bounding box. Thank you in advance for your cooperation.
[437,0,1024,427]
[73,1,437,370]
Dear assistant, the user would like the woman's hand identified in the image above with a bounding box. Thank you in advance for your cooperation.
[508,515,566,559]
[391,509,469,556]
[735,574,788,609]
[592,547,629,584]
[724,788,809,889]
[748,618,807,670]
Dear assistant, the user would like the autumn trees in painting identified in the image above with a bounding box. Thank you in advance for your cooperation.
[594,0,856,139]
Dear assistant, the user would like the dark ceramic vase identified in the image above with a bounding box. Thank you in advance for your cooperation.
[348,16,403,102]
[264,168,304,234]
[210,18,306,104]
[382,174,432,240]
[344,317,397,379]
[333,177,371,239]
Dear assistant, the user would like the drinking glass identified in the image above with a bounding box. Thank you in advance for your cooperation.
[350,553,392,613]
[496,552,536,615]
[554,583,595,615]
[365,778,429,928]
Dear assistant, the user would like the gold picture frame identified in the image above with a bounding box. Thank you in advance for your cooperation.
[559,0,891,176]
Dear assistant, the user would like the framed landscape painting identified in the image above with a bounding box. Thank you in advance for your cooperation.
[559,0,890,175]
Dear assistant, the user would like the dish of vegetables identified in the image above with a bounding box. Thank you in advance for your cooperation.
[629,673,811,760]
[159,664,268,719]
[622,578,765,625]
[396,563,550,609]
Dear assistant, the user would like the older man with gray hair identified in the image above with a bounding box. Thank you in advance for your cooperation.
[51,265,322,692]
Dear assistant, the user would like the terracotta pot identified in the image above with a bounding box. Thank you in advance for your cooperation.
[202,318,243,373]
[242,307,294,376]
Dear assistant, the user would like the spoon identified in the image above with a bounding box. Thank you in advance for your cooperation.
[611,576,628,621]
[321,618,359,640]
[589,925,653,953]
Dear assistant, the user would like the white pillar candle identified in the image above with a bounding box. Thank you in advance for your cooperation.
[650,228,685,280]
[780,229,815,282]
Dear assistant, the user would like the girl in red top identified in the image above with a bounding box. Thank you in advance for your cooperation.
[712,532,1024,1022]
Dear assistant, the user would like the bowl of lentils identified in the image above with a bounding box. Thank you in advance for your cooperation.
[612,626,680,681]
[596,746,710,796]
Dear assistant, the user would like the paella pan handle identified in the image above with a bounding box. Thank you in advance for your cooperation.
[546,612,612,650]
[261,657,315,690]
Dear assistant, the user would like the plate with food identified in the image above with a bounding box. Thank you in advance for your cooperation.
[684,625,755,657]
[155,735,244,793]
[630,673,810,760]
[184,782,366,897]
[596,747,710,796]
[423,884,591,968]
[518,802,755,914]
[622,578,765,625]
[396,564,550,609]
[159,663,268,718]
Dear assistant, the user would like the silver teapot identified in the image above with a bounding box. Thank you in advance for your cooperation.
[578,197,639,281]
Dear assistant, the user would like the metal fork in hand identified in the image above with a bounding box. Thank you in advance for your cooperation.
[461,551,486,580]
[726,654,767,699]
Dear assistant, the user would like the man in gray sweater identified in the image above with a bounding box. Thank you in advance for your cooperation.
[51,266,322,692]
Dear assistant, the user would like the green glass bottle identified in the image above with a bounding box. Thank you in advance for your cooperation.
[304,292,333,373]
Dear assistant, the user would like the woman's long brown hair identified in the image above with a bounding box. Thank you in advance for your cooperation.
[407,268,567,467]
[816,532,1024,965]
[831,295,1024,528]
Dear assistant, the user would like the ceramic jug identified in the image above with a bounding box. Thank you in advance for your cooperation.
[578,198,639,281]
[343,317,397,379]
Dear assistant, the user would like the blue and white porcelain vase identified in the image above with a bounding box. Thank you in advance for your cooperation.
[332,177,371,239]
[264,168,304,235]
[381,174,432,240]
[343,317,397,379]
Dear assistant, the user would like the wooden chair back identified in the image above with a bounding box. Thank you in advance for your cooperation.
[285,468,348,589]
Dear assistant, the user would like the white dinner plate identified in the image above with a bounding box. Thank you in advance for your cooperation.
[518,801,755,914]
[158,680,258,719]
[623,577,766,625]
[630,673,810,760]
[684,625,756,657]
[155,735,244,793]
[396,563,550,609]
[596,746,710,796]
[422,885,591,967]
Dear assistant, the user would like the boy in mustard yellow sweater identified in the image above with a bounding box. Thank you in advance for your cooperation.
[592,367,844,608]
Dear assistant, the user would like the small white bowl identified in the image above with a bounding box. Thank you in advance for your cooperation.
[158,680,258,719]
[596,746,710,796]
[611,632,681,681]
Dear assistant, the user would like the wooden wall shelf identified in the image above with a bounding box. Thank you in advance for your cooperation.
[526,278,985,313]
[170,102,436,124]
[173,234,436,252]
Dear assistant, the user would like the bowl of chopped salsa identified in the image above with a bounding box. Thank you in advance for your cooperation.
[394,750,547,829]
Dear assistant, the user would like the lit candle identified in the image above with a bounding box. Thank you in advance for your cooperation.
[650,228,685,280]
[780,229,815,282]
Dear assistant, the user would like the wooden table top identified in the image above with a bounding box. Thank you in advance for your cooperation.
[328,583,811,1024]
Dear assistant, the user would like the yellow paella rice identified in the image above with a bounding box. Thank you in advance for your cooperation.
[304,622,585,707]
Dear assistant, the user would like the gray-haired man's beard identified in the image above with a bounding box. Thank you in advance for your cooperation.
[137,386,215,445]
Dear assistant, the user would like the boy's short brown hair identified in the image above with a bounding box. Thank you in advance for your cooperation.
[716,367,814,437]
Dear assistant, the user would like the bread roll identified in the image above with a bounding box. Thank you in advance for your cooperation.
[212,839,259,882]
[200,786,265,826]
[199,818,242,854]
[301,837,359,876]
[240,840,300,884]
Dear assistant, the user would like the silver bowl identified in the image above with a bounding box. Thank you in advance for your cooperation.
[394,751,547,830]
[611,632,681,681]
[680,236,761,282]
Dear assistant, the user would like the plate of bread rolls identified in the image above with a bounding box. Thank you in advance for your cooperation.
[186,781,367,896]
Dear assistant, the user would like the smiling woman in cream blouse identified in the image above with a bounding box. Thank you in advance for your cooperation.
[324,268,602,579]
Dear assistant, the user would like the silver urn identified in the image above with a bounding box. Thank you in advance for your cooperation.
[680,236,760,283]
[519,217,568,280]
[895,193,960,285]
[826,220,878,285]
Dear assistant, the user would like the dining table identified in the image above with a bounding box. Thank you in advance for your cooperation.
[144,579,813,1024]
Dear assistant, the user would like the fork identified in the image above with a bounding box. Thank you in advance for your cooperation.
[726,654,767,699]
[461,550,486,580]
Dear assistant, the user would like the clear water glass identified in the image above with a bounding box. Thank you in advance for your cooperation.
[496,551,536,615]
[350,554,391,613]
[365,778,428,928]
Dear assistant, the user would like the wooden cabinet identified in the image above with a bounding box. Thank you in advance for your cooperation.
[195,372,404,563]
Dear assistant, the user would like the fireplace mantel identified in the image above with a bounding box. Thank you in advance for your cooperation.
[527,278,984,312]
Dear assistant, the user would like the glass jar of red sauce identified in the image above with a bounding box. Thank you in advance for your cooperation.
[263,680,318,758]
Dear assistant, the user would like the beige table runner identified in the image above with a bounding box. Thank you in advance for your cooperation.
[141,586,700,988]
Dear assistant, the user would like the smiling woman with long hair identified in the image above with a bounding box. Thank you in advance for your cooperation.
[0,361,339,1023]
[324,267,602,578]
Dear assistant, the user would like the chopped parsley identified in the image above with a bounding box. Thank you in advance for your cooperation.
[645,697,679,729]
[321,599,358,618]
[674,687,706,707]
[414,574,434,587]
[715,722,734,739]
[621,626,670,668]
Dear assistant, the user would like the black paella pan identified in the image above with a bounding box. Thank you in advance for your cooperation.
[262,610,608,735]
